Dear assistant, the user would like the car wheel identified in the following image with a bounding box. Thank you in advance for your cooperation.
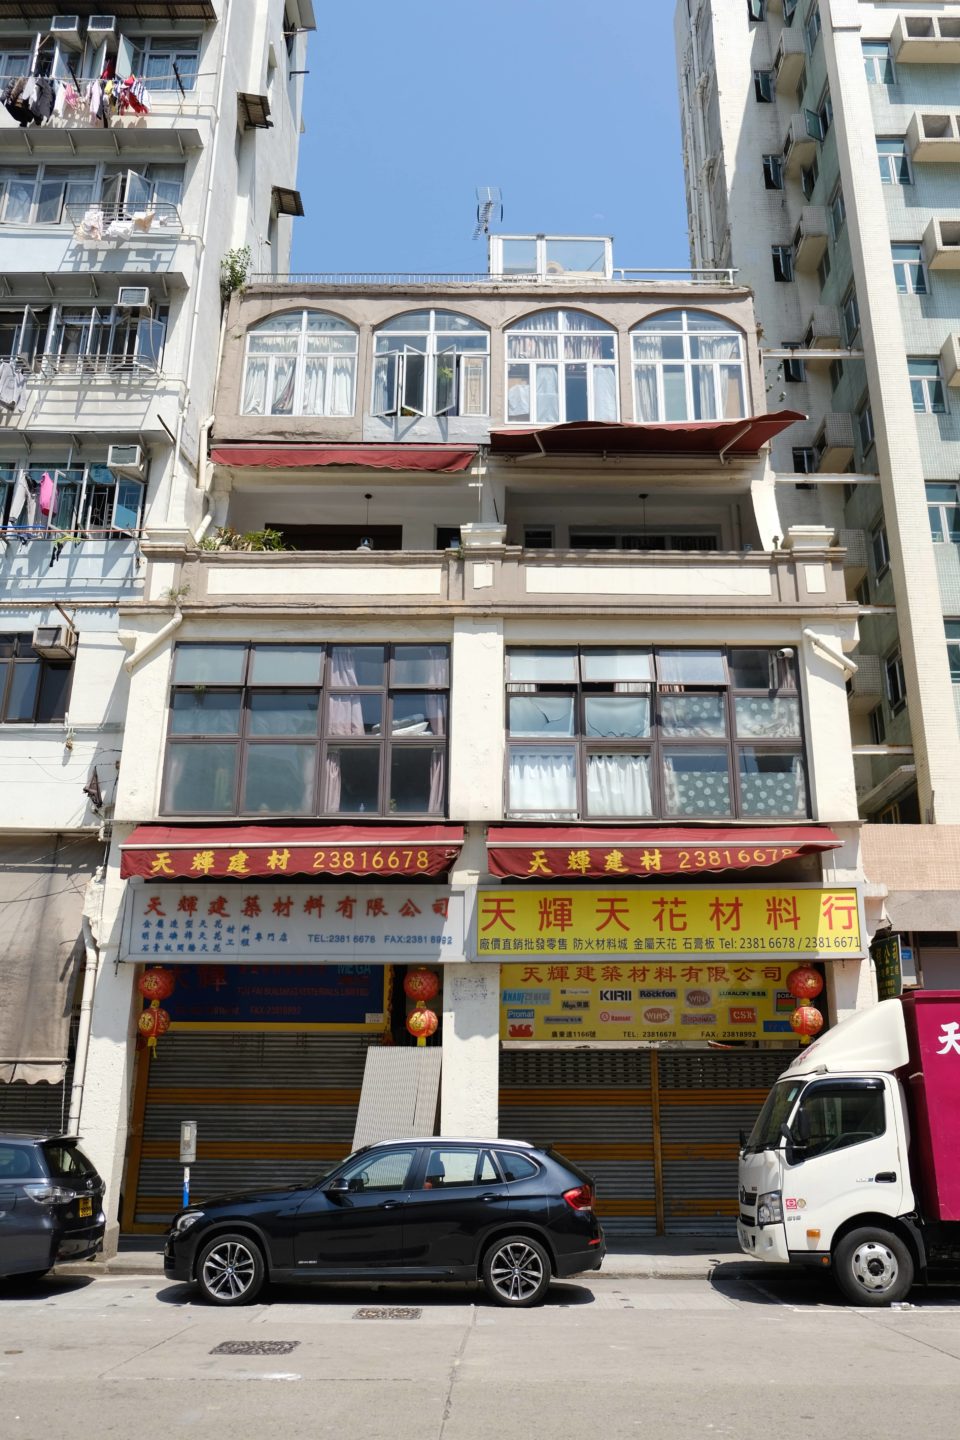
[482,1235,551,1308]
[833,1227,914,1307]
[196,1233,265,1306]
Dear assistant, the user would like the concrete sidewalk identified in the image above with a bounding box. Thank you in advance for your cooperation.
[57,1235,754,1282]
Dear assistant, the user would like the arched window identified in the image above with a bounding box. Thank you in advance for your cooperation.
[631,309,746,423]
[242,310,358,417]
[372,309,489,417]
[506,309,618,425]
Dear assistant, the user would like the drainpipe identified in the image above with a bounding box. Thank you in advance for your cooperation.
[67,915,100,1136]
[165,0,233,524]
[802,627,858,677]
[124,610,183,674]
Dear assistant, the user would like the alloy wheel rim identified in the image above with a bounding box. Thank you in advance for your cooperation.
[851,1241,898,1293]
[490,1242,544,1301]
[202,1240,257,1299]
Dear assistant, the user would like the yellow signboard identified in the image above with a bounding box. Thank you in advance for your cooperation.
[500,961,800,1043]
[477,887,861,960]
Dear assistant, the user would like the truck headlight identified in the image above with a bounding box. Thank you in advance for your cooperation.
[756,1191,783,1227]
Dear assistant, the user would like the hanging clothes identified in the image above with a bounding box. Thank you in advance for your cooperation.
[0,361,26,414]
[28,76,56,122]
[7,471,37,529]
[38,472,56,517]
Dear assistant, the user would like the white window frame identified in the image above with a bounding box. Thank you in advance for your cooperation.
[841,286,861,347]
[863,41,895,85]
[506,309,618,426]
[885,649,906,713]
[892,244,928,296]
[878,138,912,186]
[489,236,612,280]
[927,484,960,543]
[857,397,875,453]
[243,309,358,419]
[42,303,167,376]
[371,309,489,419]
[908,358,946,414]
[631,309,747,424]
[762,153,784,189]
[772,245,794,282]
[871,521,890,578]
[123,33,201,92]
[0,462,145,536]
[946,621,960,683]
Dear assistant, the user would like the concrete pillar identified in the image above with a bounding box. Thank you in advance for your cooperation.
[826,955,874,1028]
[440,962,501,1137]
[799,624,859,824]
[77,955,138,1255]
[448,617,504,820]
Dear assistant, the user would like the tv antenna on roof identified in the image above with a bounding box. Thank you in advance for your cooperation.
[473,186,503,239]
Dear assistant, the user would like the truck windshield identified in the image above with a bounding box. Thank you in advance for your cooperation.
[745,1080,805,1153]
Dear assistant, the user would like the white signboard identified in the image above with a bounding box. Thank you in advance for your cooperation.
[123,883,466,965]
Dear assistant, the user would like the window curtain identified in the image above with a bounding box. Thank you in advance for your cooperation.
[535,365,560,423]
[586,753,653,816]
[507,367,531,418]
[301,356,325,416]
[269,357,296,415]
[592,365,618,421]
[428,749,445,813]
[329,357,355,416]
[739,754,806,816]
[242,358,267,415]
[691,364,717,420]
[632,334,662,420]
[508,749,576,813]
[735,697,800,738]
[324,648,366,811]
[509,335,559,360]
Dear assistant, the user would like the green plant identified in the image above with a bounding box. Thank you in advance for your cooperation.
[199,526,287,553]
[220,245,252,302]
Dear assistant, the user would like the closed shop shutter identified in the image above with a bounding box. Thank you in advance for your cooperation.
[0,1064,73,1136]
[129,1032,373,1226]
[659,1050,793,1233]
[499,1049,657,1236]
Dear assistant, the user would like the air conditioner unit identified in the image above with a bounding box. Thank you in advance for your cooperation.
[107,442,145,475]
[49,16,83,49]
[117,286,152,313]
[32,624,78,661]
[86,15,117,39]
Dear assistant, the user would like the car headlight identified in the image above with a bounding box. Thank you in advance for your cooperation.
[756,1191,783,1227]
[172,1210,204,1235]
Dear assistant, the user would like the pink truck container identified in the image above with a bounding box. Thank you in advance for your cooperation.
[901,990,960,1223]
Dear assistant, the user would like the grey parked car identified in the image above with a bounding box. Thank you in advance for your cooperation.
[0,1135,105,1281]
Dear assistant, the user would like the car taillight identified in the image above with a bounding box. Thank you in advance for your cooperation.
[563,1184,594,1212]
[22,1183,78,1206]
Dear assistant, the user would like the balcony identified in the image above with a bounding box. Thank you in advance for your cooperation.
[923,217,960,272]
[65,200,183,244]
[803,306,842,351]
[0,216,191,296]
[774,26,807,92]
[838,528,868,589]
[846,656,884,714]
[814,413,855,471]
[907,110,960,163]
[0,533,143,598]
[891,12,960,64]
[940,333,960,389]
[781,114,819,177]
[792,207,829,274]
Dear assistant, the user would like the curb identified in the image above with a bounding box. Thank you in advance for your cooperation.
[55,1259,751,1283]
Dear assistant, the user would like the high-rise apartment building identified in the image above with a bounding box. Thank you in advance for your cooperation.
[0,1,314,1137]
[676,0,960,978]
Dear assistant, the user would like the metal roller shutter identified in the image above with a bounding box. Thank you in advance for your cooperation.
[659,1050,794,1234]
[500,1049,657,1237]
[131,1032,373,1225]
[0,1067,72,1136]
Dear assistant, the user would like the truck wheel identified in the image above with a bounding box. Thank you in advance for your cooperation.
[833,1227,914,1306]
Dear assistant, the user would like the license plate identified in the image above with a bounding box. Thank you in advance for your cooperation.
[78,1197,92,1218]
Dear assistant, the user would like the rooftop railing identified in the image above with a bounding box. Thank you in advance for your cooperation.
[248,266,741,288]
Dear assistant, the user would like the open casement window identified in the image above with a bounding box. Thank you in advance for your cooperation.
[372,351,399,417]
[372,347,427,417]
[434,344,458,416]
[372,310,490,419]
[45,465,145,537]
[0,306,48,370]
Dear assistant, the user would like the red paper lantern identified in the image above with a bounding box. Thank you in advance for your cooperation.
[789,1004,824,1038]
[786,966,823,1001]
[137,966,176,1002]
[138,1004,171,1053]
[403,967,440,1003]
[406,1005,439,1041]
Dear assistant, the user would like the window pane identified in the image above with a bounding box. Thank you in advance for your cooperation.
[508,695,575,736]
[735,697,801,739]
[586,753,653,816]
[170,689,242,735]
[242,744,316,814]
[508,747,577,814]
[247,691,320,736]
[327,694,382,736]
[660,694,727,738]
[392,645,449,686]
[728,649,774,690]
[662,748,732,817]
[324,746,380,811]
[581,648,654,681]
[249,645,324,685]
[390,746,444,814]
[330,645,384,687]
[165,742,238,813]
[392,692,447,736]
[501,239,538,274]
[738,750,807,816]
[564,362,589,422]
[797,1084,884,1160]
[173,645,246,684]
[657,649,726,684]
[507,649,578,683]
[341,1148,417,1190]
[584,695,651,738]
[36,663,71,722]
[662,365,688,420]
[5,662,39,720]
[422,1147,482,1187]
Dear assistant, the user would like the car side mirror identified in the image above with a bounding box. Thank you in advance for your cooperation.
[326,1177,350,1196]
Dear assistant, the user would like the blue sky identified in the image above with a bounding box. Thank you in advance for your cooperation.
[291,0,689,275]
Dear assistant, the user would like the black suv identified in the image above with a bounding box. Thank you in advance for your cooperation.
[0,1135,105,1280]
[166,1137,605,1307]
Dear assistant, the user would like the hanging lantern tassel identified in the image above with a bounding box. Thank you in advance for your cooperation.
[406,1001,439,1047]
[137,1001,171,1056]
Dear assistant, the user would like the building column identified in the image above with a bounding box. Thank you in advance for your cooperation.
[77,953,138,1255]
[440,963,501,1137]
[826,954,874,1027]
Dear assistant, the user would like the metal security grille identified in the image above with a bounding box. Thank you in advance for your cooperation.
[129,1032,372,1227]
[0,1068,71,1135]
[499,1049,657,1237]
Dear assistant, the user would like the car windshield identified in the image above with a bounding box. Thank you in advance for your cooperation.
[745,1080,806,1152]
[41,1141,98,1179]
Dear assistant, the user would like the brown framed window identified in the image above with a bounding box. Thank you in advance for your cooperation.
[505,646,807,821]
[163,642,449,817]
[0,633,72,723]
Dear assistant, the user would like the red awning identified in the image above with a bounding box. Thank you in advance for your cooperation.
[210,445,477,474]
[120,824,464,880]
[488,413,805,460]
[486,825,841,880]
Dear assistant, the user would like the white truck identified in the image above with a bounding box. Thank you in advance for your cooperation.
[737,989,960,1305]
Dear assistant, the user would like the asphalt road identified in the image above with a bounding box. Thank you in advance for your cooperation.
[2,1267,960,1439]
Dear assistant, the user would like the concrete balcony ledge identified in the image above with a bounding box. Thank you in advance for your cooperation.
[147,545,855,613]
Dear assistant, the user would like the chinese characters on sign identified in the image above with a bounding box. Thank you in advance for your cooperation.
[162,963,387,1032]
[499,961,800,1043]
[121,841,459,880]
[489,843,805,881]
[124,885,465,964]
[871,934,904,1002]
[476,888,861,960]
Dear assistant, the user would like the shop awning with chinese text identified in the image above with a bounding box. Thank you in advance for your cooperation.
[120,825,465,880]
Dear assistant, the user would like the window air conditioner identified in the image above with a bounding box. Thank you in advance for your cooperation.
[32,624,78,661]
[49,16,83,49]
[86,16,117,39]
[107,443,145,475]
[117,286,152,312]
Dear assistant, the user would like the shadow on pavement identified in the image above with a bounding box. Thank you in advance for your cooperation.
[710,1261,839,1307]
[0,1273,95,1301]
[155,1277,597,1310]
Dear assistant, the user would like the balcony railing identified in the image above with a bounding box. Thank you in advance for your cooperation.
[34,351,162,379]
[66,200,183,242]
[248,266,740,288]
